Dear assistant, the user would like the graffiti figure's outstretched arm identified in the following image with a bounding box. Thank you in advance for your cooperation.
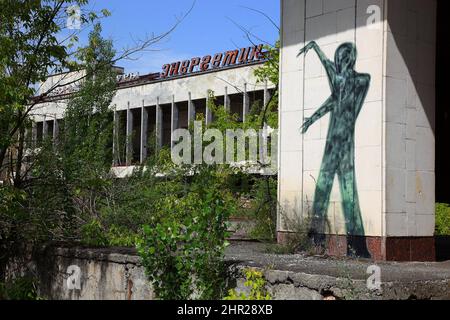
[354,73,371,118]
[300,97,334,134]
[298,41,336,80]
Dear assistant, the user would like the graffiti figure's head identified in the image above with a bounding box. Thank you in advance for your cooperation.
[334,42,357,73]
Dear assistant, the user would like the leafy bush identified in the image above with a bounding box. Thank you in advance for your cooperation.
[0,277,41,300]
[137,165,234,300]
[224,268,271,300]
[436,203,450,236]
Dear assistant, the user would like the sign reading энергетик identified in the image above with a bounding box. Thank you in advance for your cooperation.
[161,44,265,79]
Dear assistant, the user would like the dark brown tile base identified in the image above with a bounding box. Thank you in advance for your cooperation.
[277,232,436,262]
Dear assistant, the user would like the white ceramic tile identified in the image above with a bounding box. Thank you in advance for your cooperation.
[415,126,435,172]
[306,0,323,18]
[283,0,306,34]
[359,190,383,236]
[356,57,383,103]
[303,139,326,171]
[386,168,406,214]
[405,170,416,203]
[355,146,382,191]
[386,77,407,124]
[304,77,330,110]
[385,33,408,80]
[280,111,304,151]
[283,33,305,72]
[386,213,408,237]
[279,151,303,192]
[281,71,304,112]
[385,122,406,169]
[355,101,383,147]
[323,0,355,13]
[415,214,435,237]
[305,12,337,46]
[336,7,356,43]
[415,171,435,215]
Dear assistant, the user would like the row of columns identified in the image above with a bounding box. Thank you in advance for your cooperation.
[30,114,60,147]
[114,82,272,166]
[29,83,271,166]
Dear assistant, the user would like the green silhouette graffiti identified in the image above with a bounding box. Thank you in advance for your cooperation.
[298,41,371,257]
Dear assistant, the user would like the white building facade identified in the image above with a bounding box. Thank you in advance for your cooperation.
[31,46,276,176]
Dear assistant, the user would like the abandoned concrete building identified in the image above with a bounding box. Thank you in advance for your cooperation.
[29,0,449,263]
[30,44,276,177]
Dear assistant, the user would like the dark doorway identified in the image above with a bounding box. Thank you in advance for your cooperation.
[436,0,450,203]
[436,0,450,261]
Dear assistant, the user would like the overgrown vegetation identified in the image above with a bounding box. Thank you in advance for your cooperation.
[224,268,271,300]
[0,277,41,300]
[436,203,450,236]
[137,165,235,300]
[0,0,282,301]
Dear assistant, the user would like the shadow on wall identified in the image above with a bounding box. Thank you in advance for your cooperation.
[436,0,450,204]
[281,0,438,258]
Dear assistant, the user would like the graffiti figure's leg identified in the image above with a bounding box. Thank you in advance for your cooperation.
[311,150,339,245]
[338,158,371,258]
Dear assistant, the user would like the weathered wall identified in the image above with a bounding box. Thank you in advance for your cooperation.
[278,0,436,260]
[26,245,450,300]
[34,247,154,300]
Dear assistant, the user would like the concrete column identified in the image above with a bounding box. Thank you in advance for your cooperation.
[31,122,37,149]
[156,97,163,149]
[224,86,230,111]
[113,110,119,166]
[188,92,196,124]
[263,80,271,109]
[243,83,250,123]
[43,116,48,139]
[278,0,437,261]
[24,127,29,150]
[126,103,133,166]
[140,101,148,164]
[171,95,179,149]
[205,90,213,126]
[53,115,59,143]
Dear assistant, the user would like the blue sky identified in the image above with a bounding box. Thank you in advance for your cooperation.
[86,0,280,74]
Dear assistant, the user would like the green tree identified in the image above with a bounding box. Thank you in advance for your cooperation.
[0,0,110,186]
[31,23,117,242]
[0,18,116,281]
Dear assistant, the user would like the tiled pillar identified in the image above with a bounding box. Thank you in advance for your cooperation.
[140,101,148,164]
[113,110,119,166]
[263,79,271,109]
[382,0,437,261]
[156,97,163,149]
[31,122,37,148]
[171,95,179,149]
[53,115,59,143]
[243,83,250,122]
[278,0,437,261]
[188,92,196,124]
[43,116,48,139]
[206,90,213,126]
[224,86,230,111]
[126,103,133,166]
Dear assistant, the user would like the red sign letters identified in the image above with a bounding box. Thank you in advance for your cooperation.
[161,44,265,79]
